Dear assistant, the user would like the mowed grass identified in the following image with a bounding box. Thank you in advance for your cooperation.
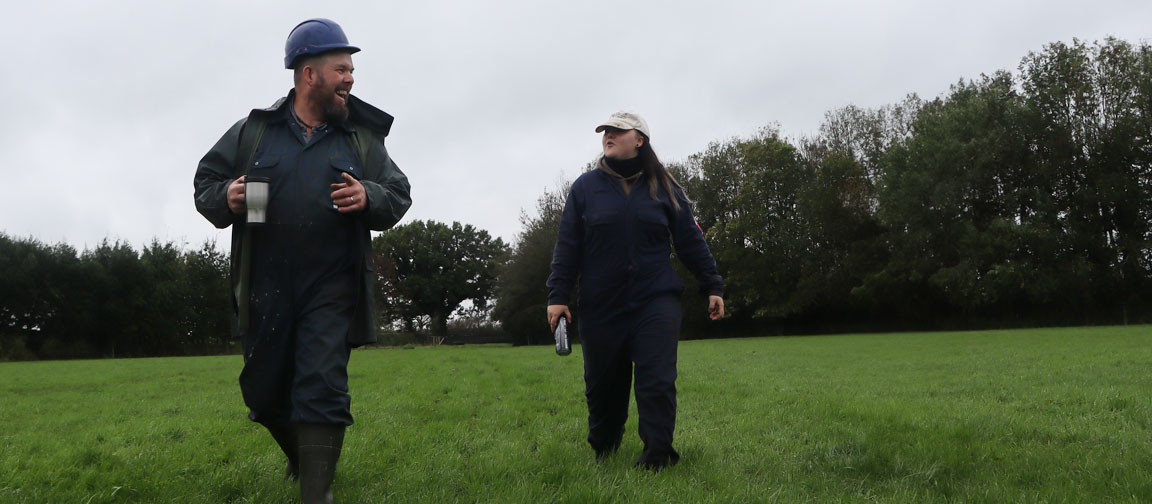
[1,326,1150,503]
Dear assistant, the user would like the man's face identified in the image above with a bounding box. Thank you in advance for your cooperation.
[308,52,355,124]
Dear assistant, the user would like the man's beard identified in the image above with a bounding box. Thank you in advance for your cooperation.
[310,76,350,124]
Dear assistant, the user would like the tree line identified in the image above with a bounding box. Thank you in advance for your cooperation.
[0,236,232,360]
[3,38,1149,359]
[0,220,510,360]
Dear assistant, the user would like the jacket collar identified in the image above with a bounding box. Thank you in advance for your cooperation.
[250,89,394,137]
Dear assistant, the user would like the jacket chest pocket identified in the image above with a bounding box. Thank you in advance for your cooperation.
[249,155,280,179]
[330,158,361,183]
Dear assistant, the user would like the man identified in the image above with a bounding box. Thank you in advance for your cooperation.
[193,18,411,504]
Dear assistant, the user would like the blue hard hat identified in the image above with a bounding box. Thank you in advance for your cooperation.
[284,18,361,69]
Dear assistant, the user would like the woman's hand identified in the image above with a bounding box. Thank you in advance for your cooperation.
[708,296,725,320]
[547,304,572,332]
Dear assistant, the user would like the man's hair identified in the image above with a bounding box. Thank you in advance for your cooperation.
[292,53,329,86]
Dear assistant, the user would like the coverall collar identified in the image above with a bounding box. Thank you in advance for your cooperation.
[598,157,644,195]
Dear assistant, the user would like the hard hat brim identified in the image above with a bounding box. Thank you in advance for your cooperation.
[286,45,361,69]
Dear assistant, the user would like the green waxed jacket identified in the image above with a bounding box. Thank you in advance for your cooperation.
[193,91,412,346]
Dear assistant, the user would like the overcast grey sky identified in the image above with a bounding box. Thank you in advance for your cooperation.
[2,0,1149,252]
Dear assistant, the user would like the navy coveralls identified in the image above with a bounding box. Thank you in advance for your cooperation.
[239,106,363,427]
[547,167,723,463]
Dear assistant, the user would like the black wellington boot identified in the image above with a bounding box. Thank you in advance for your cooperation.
[297,423,345,504]
[634,446,680,472]
[593,424,626,461]
[262,419,299,481]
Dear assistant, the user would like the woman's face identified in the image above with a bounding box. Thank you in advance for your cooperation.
[602,128,643,160]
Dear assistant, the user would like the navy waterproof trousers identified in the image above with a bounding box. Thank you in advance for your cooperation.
[580,294,682,464]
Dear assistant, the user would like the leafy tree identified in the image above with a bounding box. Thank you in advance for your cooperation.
[133,240,186,356]
[493,182,570,345]
[1018,38,1152,323]
[865,76,1012,324]
[803,95,922,186]
[67,240,145,358]
[681,127,811,320]
[373,220,508,340]
[180,240,231,355]
[793,150,884,325]
[856,38,1152,327]
[0,234,78,359]
[682,127,886,332]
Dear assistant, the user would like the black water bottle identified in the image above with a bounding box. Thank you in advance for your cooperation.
[555,318,571,356]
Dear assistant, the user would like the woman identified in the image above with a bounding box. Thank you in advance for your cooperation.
[547,111,725,471]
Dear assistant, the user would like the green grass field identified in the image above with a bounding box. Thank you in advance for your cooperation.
[1,326,1149,503]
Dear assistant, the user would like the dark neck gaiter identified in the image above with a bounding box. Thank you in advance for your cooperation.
[605,155,643,178]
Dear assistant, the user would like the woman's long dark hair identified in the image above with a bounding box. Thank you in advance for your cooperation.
[636,135,684,213]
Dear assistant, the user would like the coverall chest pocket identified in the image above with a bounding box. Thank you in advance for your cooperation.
[637,205,670,234]
[584,211,622,242]
[586,211,622,228]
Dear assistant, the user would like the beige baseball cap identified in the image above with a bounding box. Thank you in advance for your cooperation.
[595,110,651,139]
